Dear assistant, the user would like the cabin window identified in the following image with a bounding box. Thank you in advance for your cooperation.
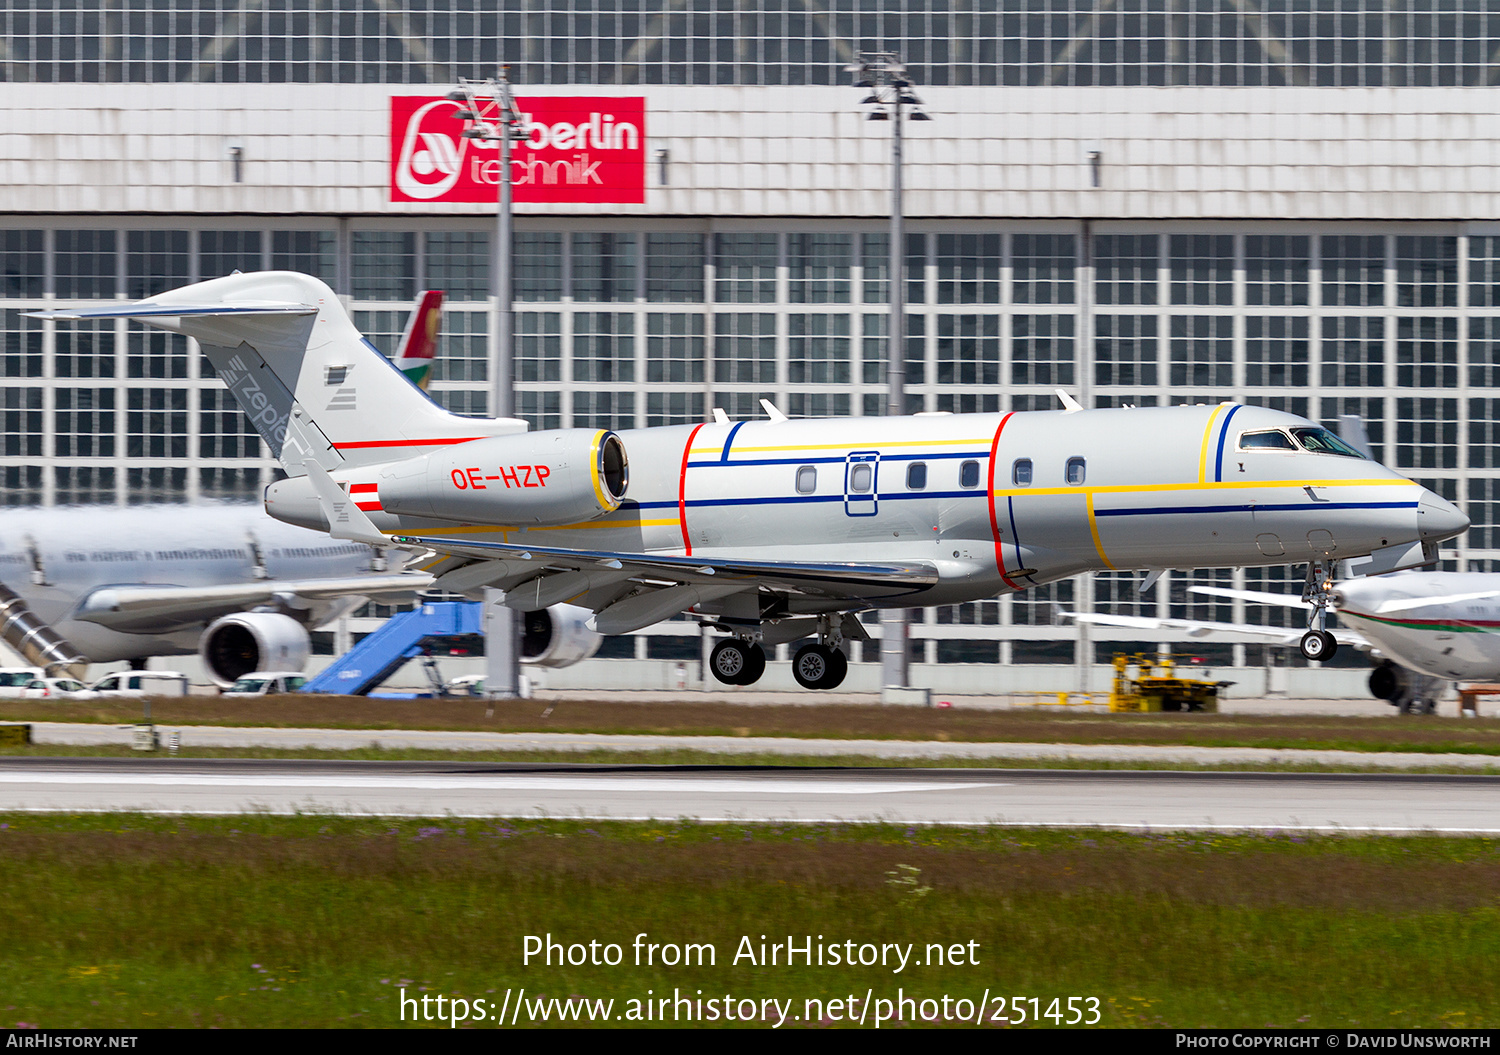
[795,466,817,493]
[1012,458,1033,486]
[850,463,873,493]
[1065,457,1086,485]
[959,460,981,488]
[1239,430,1296,451]
[906,463,927,490]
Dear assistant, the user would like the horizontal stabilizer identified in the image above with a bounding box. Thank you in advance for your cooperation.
[26,304,314,321]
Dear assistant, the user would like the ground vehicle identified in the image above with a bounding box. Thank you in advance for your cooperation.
[222,672,308,697]
[0,668,44,697]
[20,677,99,700]
[89,671,190,698]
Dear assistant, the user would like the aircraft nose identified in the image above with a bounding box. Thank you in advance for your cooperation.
[1418,490,1468,544]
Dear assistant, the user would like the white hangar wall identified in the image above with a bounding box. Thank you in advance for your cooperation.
[0,84,1496,219]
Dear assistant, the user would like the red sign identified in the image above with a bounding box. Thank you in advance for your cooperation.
[391,96,646,204]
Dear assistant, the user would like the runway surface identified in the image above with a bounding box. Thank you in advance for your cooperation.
[25,721,1500,770]
[1,758,1498,831]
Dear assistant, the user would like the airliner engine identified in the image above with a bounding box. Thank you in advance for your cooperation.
[377,429,628,525]
[522,604,603,668]
[199,612,311,687]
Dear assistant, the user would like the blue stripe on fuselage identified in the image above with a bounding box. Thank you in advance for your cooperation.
[1213,404,1244,483]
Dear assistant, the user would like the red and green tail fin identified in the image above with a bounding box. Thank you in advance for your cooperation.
[393,290,444,390]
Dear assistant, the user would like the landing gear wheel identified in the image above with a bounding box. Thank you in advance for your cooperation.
[709,640,765,686]
[737,643,766,686]
[711,640,752,685]
[792,643,846,689]
[820,648,848,690]
[1299,629,1338,662]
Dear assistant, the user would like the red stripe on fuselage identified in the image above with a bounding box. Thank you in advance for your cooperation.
[348,483,378,493]
[332,437,486,450]
[678,422,707,556]
[986,412,1021,591]
[355,501,382,511]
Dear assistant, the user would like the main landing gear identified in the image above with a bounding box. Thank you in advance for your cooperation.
[708,638,766,686]
[791,642,848,690]
[707,615,850,690]
[1299,560,1339,662]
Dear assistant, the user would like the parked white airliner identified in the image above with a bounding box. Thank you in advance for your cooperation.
[33,271,1469,691]
[0,504,431,686]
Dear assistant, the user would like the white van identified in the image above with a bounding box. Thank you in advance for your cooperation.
[0,668,45,697]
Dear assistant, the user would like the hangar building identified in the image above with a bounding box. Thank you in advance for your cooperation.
[0,1,1493,693]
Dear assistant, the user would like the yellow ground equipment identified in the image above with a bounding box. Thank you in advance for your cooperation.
[1108,653,1225,713]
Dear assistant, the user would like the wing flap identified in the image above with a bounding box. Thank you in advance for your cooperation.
[389,532,939,600]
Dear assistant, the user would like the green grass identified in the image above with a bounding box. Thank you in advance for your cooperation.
[10,696,1500,757]
[0,815,1497,1028]
[3,741,1500,774]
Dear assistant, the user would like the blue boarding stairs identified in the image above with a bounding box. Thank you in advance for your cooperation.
[298,601,482,696]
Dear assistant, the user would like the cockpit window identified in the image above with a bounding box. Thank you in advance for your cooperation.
[1239,430,1296,451]
[1291,428,1364,458]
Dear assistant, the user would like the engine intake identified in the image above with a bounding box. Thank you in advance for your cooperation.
[199,612,311,688]
[377,429,628,526]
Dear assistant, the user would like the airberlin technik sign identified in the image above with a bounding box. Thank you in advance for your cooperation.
[391,96,646,204]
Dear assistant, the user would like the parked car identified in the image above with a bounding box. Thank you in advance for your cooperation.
[20,677,99,701]
[89,671,190,698]
[222,672,307,697]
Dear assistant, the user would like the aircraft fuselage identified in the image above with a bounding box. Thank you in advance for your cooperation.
[1335,572,1500,682]
[274,402,1452,617]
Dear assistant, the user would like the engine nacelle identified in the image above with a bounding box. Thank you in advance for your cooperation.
[378,429,628,525]
[199,612,311,688]
[521,604,603,668]
[1368,661,1403,701]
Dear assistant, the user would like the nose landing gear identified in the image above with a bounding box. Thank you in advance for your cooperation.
[1299,560,1339,661]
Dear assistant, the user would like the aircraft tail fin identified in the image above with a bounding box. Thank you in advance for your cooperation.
[30,272,524,475]
[393,290,444,391]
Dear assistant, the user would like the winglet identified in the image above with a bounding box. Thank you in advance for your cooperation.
[304,462,388,546]
[1056,389,1084,413]
[712,408,730,425]
[759,399,789,423]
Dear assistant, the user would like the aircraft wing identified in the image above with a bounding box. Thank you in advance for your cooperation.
[1188,585,1309,608]
[1065,611,1368,649]
[397,533,939,600]
[72,572,434,632]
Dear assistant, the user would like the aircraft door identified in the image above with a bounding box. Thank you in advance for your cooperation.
[844,452,879,517]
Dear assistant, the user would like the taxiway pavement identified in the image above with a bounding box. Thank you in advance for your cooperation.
[0,758,1495,831]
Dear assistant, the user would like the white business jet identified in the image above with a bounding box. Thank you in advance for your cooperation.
[31,271,1468,691]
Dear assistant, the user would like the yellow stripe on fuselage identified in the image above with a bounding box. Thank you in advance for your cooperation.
[1085,494,1115,570]
[991,478,1416,500]
[1198,404,1229,484]
[690,436,994,455]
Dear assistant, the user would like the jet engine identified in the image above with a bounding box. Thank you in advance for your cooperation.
[377,429,628,525]
[521,604,603,668]
[199,612,311,687]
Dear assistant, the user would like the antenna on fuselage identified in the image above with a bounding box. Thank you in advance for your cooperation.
[759,399,789,423]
